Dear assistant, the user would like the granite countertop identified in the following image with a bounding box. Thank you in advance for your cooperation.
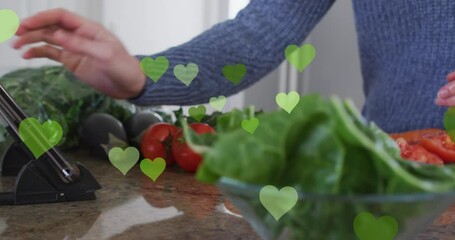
[0,150,260,240]
[0,150,454,240]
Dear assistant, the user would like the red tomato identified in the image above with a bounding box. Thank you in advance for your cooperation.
[172,123,216,173]
[141,123,179,165]
[389,128,442,144]
[395,138,444,165]
[420,130,455,163]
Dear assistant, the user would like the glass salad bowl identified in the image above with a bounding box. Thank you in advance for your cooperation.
[217,178,455,240]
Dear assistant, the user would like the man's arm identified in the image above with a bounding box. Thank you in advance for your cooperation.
[131,0,335,106]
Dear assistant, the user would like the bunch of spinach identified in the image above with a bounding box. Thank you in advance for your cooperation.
[184,94,455,239]
[0,66,135,149]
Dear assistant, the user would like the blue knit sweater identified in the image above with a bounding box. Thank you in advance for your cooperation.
[130,0,455,133]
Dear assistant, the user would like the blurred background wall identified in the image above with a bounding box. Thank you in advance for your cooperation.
[0,0,364,111]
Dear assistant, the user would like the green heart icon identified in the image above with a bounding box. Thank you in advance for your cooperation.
[140,56,169,83]
[189,105,206,122]
[209,96,226,112]
[285,44,316,72]
[276,91,300,114]
[354,212,399,240]
[19,118,63,159]
[174,63,199,86]
[0,9,20,44]
[241,117,259,134]
[444,107,455,141]
[259,185,298,221]
[223,64,246,85]
[140,157,166,182]
[108,147,140,175]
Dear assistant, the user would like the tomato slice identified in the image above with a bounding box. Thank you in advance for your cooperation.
[420,131,455,163]
[395,138,444,165]
[389,128,443,144]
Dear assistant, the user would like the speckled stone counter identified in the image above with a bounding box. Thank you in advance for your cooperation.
[0,150,260,240]
[0,150,454,240]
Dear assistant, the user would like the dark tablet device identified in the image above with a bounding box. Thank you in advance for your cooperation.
[0,84,80,183]
[0,84,101,205]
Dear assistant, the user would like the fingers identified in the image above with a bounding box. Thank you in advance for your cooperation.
[13,7,113,59]
[52,29,112,60]
[447,71,455,82]
[437,81,455,98]
[15,27,112,61]
[18,8,83,34]
[17,8,103,40]
[436,97,455,106]
[22,45,62,62]
[12,26,59,49]
[16,25,28,36]
[436,79,455,106]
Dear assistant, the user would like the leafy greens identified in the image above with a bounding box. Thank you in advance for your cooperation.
[182,94,455,239]
[190,93,455,194]
[0,66,135,149]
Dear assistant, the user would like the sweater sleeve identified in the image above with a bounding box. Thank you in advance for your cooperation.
[129,0,335,106]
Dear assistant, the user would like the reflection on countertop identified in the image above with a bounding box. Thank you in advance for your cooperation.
[0,150,259,240]
[1,150,455,239]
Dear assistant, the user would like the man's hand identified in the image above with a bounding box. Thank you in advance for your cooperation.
[13,8,146,99]
[436,71,455,106]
